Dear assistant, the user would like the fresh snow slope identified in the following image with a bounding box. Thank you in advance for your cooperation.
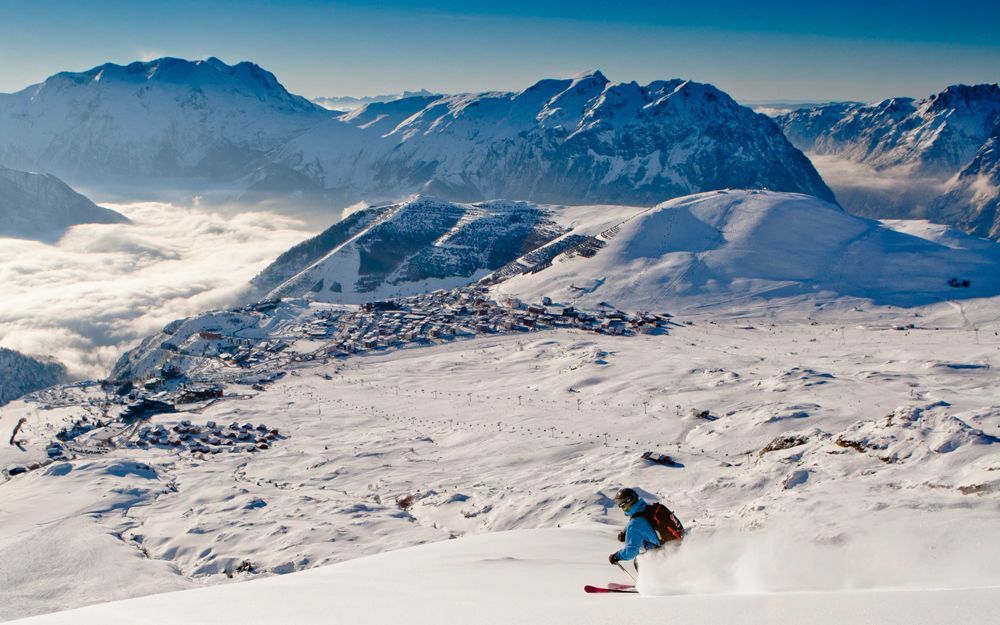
[2,298,999,620]
[0,347,65,405]
[8,529,1000,625]
[0,165,126,241]
[497,190,1000,310]
[776,85,1000,238]
[272,71,835,206]
[0,59,833,207]
[250,196,567,303]
[0,58,330,184]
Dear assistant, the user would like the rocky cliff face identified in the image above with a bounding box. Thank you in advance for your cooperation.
[271,72,835,206]
[0,164,126,241]
[0,347,66,405]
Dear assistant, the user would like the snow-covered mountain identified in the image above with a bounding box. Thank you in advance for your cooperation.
[776,84,1000,237]
[0,60,833,207]
[257,190,1000,310]
[250,196,566,303]
[0,347,66,406]
[932,132,1000,238]
[267,72,835,206]
[0,57,329,183]
[499,189,1000,310]
[0,164,126,241]
[313,89,436,111]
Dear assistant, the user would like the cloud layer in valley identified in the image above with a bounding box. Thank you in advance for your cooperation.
[808,154,951,219]
[0,202,315,379]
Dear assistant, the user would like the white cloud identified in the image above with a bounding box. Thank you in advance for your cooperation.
[0,202,315,380]
[809,154,950,218]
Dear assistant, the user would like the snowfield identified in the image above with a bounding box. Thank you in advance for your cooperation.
[2,299,999,621]
[1,191,999,623]
[8,529,1000,625]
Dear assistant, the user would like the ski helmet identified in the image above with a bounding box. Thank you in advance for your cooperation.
[614,488,638,512]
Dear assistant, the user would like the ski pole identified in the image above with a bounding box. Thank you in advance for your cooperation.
[616,562,637,584]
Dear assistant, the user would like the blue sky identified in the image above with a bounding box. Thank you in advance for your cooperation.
[0,0,997,101]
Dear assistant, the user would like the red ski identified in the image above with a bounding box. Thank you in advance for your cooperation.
[584,584,638,594]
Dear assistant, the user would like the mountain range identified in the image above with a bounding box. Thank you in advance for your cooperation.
[0,58,833,209]
[0,164,126,241]
[312,89,436,111]
[778,84,1000,239]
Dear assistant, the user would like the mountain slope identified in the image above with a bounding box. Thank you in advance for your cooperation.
[251,196,566,303]
[8,529,999,625]
[0,165,126,241]
[932,133,1000,239]
[0,57,330,183]
[0,348,66,405]
[776,85,1000,237]
[270,72,835,206]
[497,189,1000,309]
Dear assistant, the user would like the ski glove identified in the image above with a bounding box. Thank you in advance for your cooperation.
[609,553,621,565]
[617,530,626,542]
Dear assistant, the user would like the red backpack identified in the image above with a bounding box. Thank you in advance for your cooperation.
[640,502,685,543]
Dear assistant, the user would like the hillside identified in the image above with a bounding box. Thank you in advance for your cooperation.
[0,348,66,406]
[249,196,567,303]
[3,299,999,620]
[496,190,1000,310]
[0,165,126,241]
[7,529,999,625]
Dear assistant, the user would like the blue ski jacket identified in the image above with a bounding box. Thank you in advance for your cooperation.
[614,499,661,561]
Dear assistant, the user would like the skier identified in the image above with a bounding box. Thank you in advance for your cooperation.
[608,487,684,569]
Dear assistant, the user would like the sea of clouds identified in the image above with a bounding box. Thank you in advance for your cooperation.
[0,202,315,379]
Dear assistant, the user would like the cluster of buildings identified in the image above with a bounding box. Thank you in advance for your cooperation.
[6,287,672,475]
[132,420,280,454]
[292,286,672,358]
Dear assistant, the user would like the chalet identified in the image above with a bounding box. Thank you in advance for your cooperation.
[603,319,626,335]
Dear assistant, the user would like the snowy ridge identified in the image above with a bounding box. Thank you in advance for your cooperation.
[251,196,567,303]
[0,59,832,207]
[313,89,437,111]
[0,165,126,241]
[0,57,330,182]
[495,189,1000,310]
[275,71,834,206]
